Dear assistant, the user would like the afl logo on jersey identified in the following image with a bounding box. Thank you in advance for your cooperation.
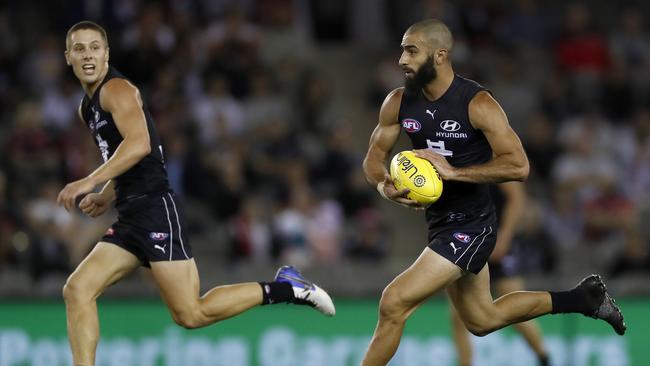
[453,232,471,243]
[440,120,461,132]
[402,119,421,132]
[149,232,169,241]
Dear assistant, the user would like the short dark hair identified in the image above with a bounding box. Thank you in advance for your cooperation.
[66,20,108,49]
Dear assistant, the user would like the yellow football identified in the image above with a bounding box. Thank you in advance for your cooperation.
[389,150,443,205]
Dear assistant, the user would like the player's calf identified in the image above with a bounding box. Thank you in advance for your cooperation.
[550,274,626,335]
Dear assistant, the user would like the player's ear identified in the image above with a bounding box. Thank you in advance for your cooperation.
[436,49,448,64]
[64,50,71,66]
[105,47,110,63]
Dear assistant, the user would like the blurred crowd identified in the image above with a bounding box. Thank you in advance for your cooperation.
[0,0,649,287]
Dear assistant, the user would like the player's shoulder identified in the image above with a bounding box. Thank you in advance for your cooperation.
[383,87,405,103]
[99,76,141,109]
[388,86,405,98]
[382,87,406,109]
[468,89,498,113]
[102,77,139,95]
[101,66,139,95]
[379,87,405,124]
[468,89,506,131]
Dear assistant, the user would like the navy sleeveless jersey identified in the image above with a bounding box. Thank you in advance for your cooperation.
[80,66,169,203]
[398,74,496,228]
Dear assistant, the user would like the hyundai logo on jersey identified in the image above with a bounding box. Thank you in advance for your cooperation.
[402,119,421,132]
[453,232,471,243]
[440,120,461,132]
[149,232,169,241]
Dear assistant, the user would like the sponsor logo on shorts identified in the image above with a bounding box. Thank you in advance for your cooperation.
[453,232,471,243]
[149,232,169,241]
[105,227,114,236]
[402,118,421,132]
[449,242,460,255]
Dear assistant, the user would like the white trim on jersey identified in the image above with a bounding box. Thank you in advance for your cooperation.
[167,193,189,259]
[162,197,174,261]
[466,226,493,271]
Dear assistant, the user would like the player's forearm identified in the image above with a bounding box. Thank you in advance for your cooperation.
[99,180,116,201]
[87,139,151,186]
[362,155,387,187]
[450,154,528,184]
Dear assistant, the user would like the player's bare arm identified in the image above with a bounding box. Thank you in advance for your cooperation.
[363,88,423,209]
[415,91,529,183]
[78,180,115,218]
[490,181,526,261]
[91,79,152,180]
[363,88,402,185]
[57,79,151,211]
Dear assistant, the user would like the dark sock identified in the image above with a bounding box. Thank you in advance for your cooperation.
[549,287,593,315]
[259,282,294,305]
[538,354,550,366]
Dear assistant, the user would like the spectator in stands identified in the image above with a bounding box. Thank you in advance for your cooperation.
[0,0,649,286]
[228,195,272,263]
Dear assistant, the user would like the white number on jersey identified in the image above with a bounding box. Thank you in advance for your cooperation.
[96,134,110,162]
[426,139,453,157]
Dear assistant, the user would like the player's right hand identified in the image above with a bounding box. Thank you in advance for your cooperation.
[378,174,425,211]
[78,193,111,218]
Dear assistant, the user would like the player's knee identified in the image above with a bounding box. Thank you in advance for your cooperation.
[378,285,408,322]
[62,282,73,303]
[62,276,92,304]
[173,313,202,329]
[464,320,498,337]
[171,309,207,329]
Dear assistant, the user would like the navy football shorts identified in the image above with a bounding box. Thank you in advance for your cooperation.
[101,191,193,267]
[428,222,497,274]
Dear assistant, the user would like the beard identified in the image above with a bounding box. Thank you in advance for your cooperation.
[404,56,437,94]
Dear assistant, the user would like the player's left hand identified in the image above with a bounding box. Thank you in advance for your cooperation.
[57,177,98,212]
[413,149,455,180]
